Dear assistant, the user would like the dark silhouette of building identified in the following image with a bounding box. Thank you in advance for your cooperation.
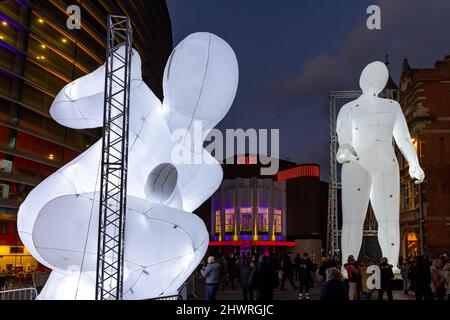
[0,0,172,271]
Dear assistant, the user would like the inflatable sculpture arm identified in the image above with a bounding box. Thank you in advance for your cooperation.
[336,104,357,164]
[49,65,106,129]
[50,48,143,129]
[392,102,425,183]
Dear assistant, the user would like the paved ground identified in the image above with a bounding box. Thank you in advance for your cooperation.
[188,278,416,300]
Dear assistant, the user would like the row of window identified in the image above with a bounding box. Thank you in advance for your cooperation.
[215,208,283,235]
[0,126,81,164]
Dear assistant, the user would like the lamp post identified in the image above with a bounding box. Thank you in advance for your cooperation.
[417,137,424,254]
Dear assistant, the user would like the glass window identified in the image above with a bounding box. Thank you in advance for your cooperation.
[273,209,282,234]
[0,181,10,199]
[0,46,17,72]
[18,108,65,140]
[224,208,234,233]
[23,58,68,95]
[257,207,269,233]
[214,210,221,235]
[15,131,63,162]
[62,148,80,163]
[27,37,75,80]
[13,157,56,180]
[0,1,27,24]
[0,17,22,50]
[0,98,13,122]
[0,72,14,98]
[66,129,98,150]
[29,12,76,58]
[240,207,252,233]
[0,220,8,235]
[20,83,53,114]
[0,158,13,174]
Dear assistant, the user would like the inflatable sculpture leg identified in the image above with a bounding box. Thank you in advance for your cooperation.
[370,164,400,267]
[341,163,371,262]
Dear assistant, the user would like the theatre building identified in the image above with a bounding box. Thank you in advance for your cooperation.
[397,55,450,258]
[196,155,326,257]
[0,0,172,272]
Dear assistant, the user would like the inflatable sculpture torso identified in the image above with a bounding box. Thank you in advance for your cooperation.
[17,33,239,299]
[336,61,424,269]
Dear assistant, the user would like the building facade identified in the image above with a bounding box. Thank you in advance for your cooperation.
[199,155,325,256]
[0,0,172,271]
[397,55,450,259]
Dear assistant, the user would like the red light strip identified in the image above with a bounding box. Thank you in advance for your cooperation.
[209,240,297,247]
[276,165,320,181]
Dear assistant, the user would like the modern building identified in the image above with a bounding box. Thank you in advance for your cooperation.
[0,0,172,272]
[397,55,450,259]
[196,155,326,257]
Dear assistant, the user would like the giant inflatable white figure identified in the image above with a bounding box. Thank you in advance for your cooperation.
[17,32,239,299]
[337,61,424,269]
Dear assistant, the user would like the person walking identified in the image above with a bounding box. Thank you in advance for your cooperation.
[360,256,374,300]
[400,259,411,295]
[297,253,312,300]
[201,255,221,300]
[226,253,238,289]
[430,259,445,300]
[441,256,450,301]
[378,257,394,300]
[344,255,360,300]
[249,255,279,301]
[294,253,301,281]
[319,267,348,301]
[239,257,254,300]
[280,253,297,290]
[412,255,433,301]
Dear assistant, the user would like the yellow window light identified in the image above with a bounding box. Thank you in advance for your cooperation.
[41,44,46,49]
[38,18,44,24]
[62,38,67,43]
[1,21,7,26]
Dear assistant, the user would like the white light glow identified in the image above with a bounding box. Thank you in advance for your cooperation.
[17,32,239,300]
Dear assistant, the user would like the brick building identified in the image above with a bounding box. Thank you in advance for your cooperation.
[397,55,450,258]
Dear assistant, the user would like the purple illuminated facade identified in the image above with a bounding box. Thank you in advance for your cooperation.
[211,178,287,246]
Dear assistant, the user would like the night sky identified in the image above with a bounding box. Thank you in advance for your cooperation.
[166,0,450,180]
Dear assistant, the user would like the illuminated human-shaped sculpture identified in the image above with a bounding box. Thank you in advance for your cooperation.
[336,61,424,269]
[17,32,239,299]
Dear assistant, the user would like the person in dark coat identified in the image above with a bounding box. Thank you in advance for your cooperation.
[320,267,348,301]
[280,253,297,290]
[411,254,433,300]
[294,253,301,281]
[297,253,313,299]
[249,255,279,301]
[239,257,254,300]
[378,257,394,300]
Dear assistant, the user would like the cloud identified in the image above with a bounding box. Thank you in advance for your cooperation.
[269,0,450,107]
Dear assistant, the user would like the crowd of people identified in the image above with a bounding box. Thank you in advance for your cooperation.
[199,251,450,301]
[319,253,450,301]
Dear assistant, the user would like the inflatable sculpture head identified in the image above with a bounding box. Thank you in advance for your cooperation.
[359,61,389,96]
[17,32,239,299]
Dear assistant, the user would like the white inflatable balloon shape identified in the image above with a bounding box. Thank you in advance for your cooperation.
[337,61,424,269]
[17,32,239,300]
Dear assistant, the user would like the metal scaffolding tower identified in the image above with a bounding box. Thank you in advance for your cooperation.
[96,15,133,300]
[327,89,394,257]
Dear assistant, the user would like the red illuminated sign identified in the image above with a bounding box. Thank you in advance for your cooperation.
[276,165,320,181]
[209,240,297,247]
